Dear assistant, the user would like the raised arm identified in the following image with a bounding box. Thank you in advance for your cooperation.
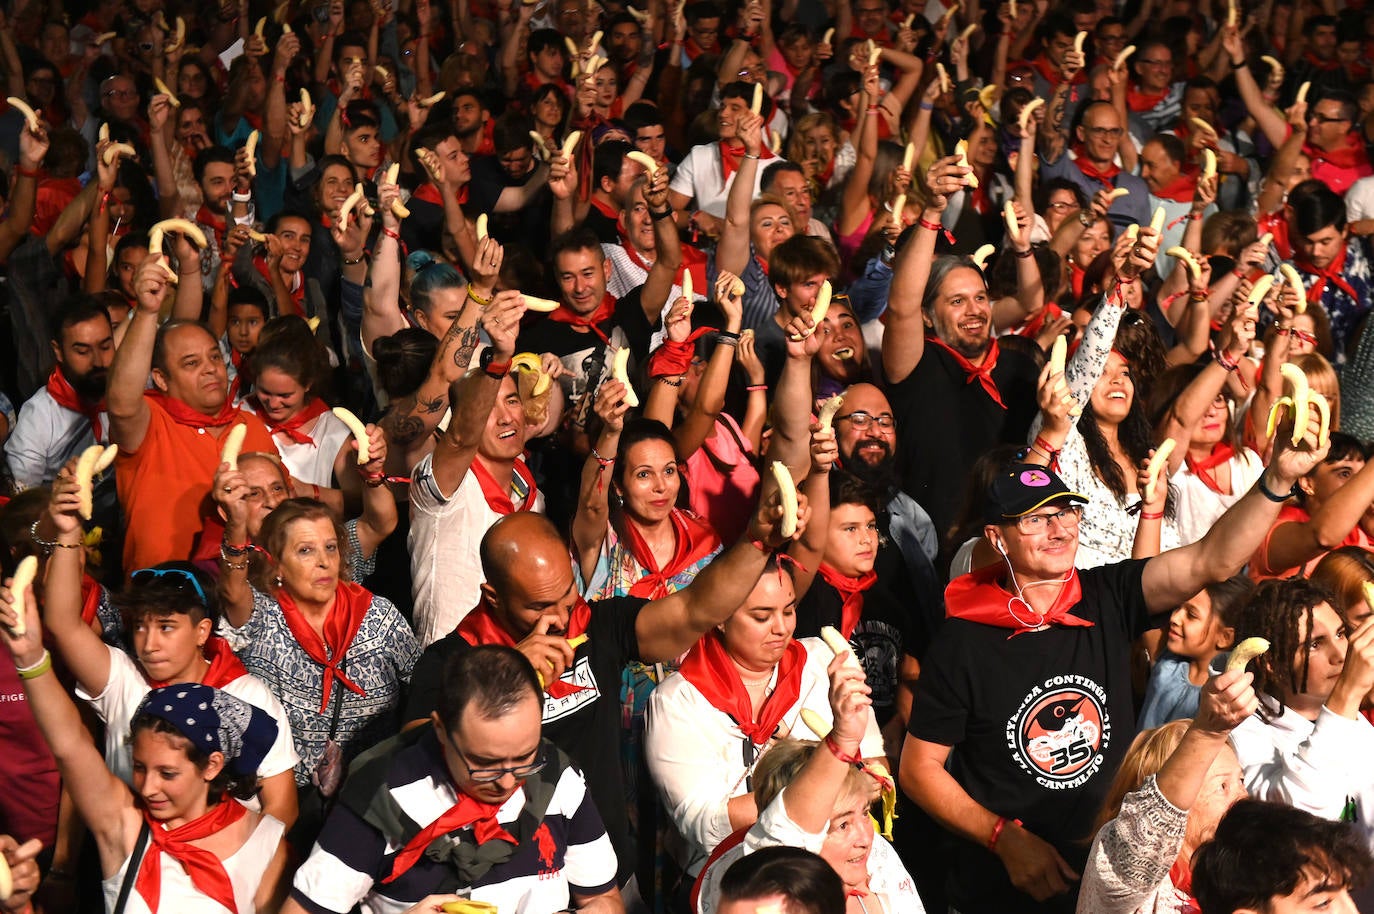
[106,254,172,453]
[350,424,397,559]
[1140,420,1328,613]
[714,109,764,279]
[785,423,837,599]
[571,382,630,584]
[1224,27,1288,150]
[883,156,967,384]
[639,166,682,325]
[0,587,135,875]
[670,273,743,459]
[0,118,48,264]
[40,463,115,696]
[428,291,522,497]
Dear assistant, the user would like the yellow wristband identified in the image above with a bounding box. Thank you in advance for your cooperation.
[17,649,52,680]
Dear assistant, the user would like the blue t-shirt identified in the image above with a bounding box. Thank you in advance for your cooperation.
[1139,652,1202,730]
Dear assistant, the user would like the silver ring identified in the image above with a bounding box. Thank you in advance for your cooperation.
[223,485,232,492]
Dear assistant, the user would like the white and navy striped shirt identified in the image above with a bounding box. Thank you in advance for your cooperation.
[289,732,618,913]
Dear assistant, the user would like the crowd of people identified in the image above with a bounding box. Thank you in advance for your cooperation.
[4,0,1374,910]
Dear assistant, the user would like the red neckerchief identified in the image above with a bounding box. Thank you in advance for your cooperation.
[146,636,248,689]
[255,396,329,446]
[144,391,239,428]
[1302,50,1341,72]
[753,252,771,277]
[1126,85,1168,113]
[383,790,517,883]
[590,196,619,221]
[475,119,496,156]
[967,177,992,215]
[816,564,877,638]
[1185,442,1237,495]
[1070,262,1087,298]
[926,336,1006,409]
[276,582,372,713]
[456,600,591,698]
[1168,858,1202,913]
[80,575,103,626]
[46,366,106,441]
[1027,53,1086,86]
[676,632,806,745]
[622,509,720,599]
[945,563,1091,636]
[683,35,719,61]
[817,157,836,186]
[470,457,537,515]
[618,240,711,294]
[1071,144,1122,181]
[252,256,305,311]
[411,183,444,207]
[1151,168,1198,203]
[648,328,714,378]
[546,292,617,344]
[1303,130,1371,171]
[194,204,228,246]
[719,140,775,182]
[1295,241,1362,305]
[136,797,247,914]
[227,349,252,403]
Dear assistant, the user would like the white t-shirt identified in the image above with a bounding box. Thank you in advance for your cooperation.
[645,637,886,875]
[1169,447,1264,546]
[407,453,545,646]
[78,645,300,787]
[1346,175,1374,222]
[239,402,354,487]
[669,143,771,219]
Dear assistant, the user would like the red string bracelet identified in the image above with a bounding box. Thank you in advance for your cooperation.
[824,735,865,766]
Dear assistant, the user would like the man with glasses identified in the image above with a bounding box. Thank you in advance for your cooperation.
[1039,100,1150,229]
[1229,28,1371,194]
[1122,40,1182,133]
[901,432,1328,913]
[284,645,623,914]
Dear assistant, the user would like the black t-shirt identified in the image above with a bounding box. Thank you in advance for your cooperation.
[516,289,654,404]
[794,570,920,727]
[890,342,1039,539]
[399,196,445,254]
[906,559,1154,914]
[581,204,621,245]
[404,596,648,886]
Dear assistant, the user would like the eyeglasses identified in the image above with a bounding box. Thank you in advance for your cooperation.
[834,411,895,429]
[1137,58,1171,67]
[131,567,210,605]
[1308,112,1350,124]
[104,88,139,99]
[1011,505,1083,534]
[446,733,547,783]
[1084,126,1124,138]
[1287,327,1318,345]
[1046,200,1076,210]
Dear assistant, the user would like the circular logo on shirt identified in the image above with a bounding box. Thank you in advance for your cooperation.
[1007,675,1111,788]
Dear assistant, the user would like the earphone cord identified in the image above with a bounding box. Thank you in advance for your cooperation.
[998,547,1074,630]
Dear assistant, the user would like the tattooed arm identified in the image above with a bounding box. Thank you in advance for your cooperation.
[378,291,483,461]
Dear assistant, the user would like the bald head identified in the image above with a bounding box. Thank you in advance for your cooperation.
[480,512,567,592]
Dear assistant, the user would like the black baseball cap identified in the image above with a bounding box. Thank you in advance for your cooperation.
[983,463,1089,525]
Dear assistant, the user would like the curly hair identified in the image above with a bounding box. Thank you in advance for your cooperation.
[1076,393,1163,505]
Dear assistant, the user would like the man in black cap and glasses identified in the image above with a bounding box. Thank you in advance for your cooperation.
[283,645,624,914]
[899,416,1330,914]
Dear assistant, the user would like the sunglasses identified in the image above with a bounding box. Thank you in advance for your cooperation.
[131,567,210,605]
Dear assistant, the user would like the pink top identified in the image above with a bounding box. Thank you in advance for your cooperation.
[683,413,761,544]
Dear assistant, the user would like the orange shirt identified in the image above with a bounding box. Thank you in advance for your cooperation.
[115,395,275,571]
[1249,504,1374,580]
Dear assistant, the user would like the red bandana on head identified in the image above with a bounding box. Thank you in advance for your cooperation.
[46,366,106,441]
[277,581,372,713]
[383,791,517,884]
[254,396,330,446]
[136,798,246,914]
[1185,442,1237,495]
[470,457,537,515]
[622,510,720,599]
[676,632,806,745]
[456,600,591,698]
[144,391,239,428]
[546,293,617,344]
[945,563,1091,636]
[816,564,877,638]
[926,335,1006,409]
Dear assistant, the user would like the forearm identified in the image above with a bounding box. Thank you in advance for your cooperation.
[107,309,158,422]
[432,368,500,494]
[571,427,619,570]
[1155,727,1231,811]
[902,754,999,846]
[82,202,111,294]
[0,172,39,261]
[356,479,398,554]
[172,258,205,319]
[769,355,814,477]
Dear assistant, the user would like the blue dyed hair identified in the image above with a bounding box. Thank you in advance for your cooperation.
[406,250,466,317]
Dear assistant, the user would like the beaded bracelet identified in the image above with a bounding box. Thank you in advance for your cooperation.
[30,520,82,554]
